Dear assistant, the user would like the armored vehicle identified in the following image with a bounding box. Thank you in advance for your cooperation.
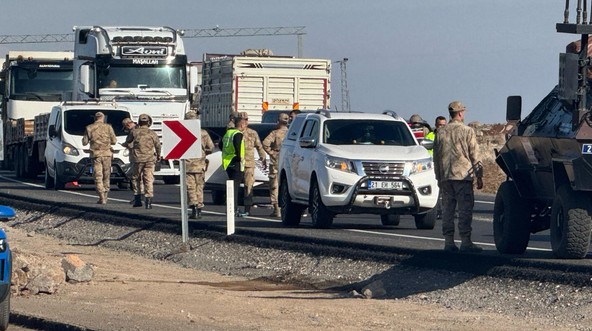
[493,1,592,259]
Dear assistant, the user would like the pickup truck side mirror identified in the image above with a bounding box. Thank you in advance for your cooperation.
[421,139,434,150]
[48,124,57,138]
[299,137,316,148]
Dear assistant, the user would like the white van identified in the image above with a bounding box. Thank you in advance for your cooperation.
[44,101,132,190]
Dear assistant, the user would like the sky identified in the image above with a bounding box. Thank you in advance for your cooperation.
[0,1,579,124]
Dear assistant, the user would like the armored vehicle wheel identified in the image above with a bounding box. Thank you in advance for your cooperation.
[414,209,436,229]
[310,179,334,228]
[44,163,54,189]
[550,185,592,259]
[279,176,304,227]
[493,181,532,254]
[381,214,401,226]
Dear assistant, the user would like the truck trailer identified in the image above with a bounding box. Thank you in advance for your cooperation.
[0,51,73,178]
[199,52,331,128]
[72,26,194,184]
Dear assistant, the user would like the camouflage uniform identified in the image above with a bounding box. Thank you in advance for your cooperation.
[122,118,143,195]
[82,112,117,204]
[433,101,482,252]
[125,114,161,209]
[184,111,214,218]
[242,114,267,212]
[262,113,289,216]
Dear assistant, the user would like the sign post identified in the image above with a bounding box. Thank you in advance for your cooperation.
[162,119,202,245]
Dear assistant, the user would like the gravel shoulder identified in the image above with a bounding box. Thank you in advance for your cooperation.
[4,206,592,330]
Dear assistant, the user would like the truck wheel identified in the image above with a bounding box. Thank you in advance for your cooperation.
[163,176,180,185]
[211,190,226,205]
[44,163,54,189]
[550,185,592,259]
[279,176,304,227]
[309,179,334,228]
[53,162,65,190]
[0,288,9,331]
[493,181,532,254]
[13,148,22,178]
[414,209,436,229]
[381,214,400,226]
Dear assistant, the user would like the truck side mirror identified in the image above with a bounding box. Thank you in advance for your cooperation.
[506,96,522,121]
[48,124,57,138]
[80,64,91,94]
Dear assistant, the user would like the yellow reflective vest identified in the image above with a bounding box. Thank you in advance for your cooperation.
[222,129,245,171]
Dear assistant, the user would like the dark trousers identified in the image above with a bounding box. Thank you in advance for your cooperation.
[225,167,244,210]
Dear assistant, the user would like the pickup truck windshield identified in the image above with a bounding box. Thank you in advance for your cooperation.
[323,119,416,146]
[64,109,130,137]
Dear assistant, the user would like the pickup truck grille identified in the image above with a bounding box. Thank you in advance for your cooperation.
[362,162,405,177]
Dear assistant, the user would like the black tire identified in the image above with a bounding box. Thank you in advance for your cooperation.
[117,182,129,190]
[163,176,180,185]
[13,148,21,178]
[279,176,304,226]
[0,287,9,331]
[550,185,592,259]
[211,190,226,205]
[309,179,334,228]
[381,214,401,226]
[414,208,436,230]
[44,163,54,189]
[53,162,65,190]
[493,181,532,254]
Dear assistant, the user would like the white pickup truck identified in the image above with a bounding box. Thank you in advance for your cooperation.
[277,110,439,229]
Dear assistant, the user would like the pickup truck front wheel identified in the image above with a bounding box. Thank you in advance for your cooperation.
[310,180,334,228]
[381,214,400,226]
[279,176,304,227]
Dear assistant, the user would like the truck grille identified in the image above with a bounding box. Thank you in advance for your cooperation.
[362,162,405,177]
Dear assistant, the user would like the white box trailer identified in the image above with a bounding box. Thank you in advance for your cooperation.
[199,54,331,128]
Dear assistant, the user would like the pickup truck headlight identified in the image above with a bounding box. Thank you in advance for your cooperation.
[62,143,79,156]
[406,157,433,175]
[326,156,355,173]
[122,148,129,157]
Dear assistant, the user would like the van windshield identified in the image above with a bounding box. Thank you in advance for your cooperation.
[64,109,130,137]
[323,120,416,146]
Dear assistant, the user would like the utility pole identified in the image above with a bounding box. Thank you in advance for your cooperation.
[0,26,306,57]
[335,58,351,113]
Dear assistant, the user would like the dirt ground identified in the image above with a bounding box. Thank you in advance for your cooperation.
[5,227,567,331]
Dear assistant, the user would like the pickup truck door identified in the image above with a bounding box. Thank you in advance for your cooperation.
[292,119,319,200]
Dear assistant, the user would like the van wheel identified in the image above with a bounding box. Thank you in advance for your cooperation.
[279,176,304,226]
[550,185,592,259]
[163,176,180,185]
[310,179,334,228]
[44,163,54,189]
[53,162,65,190]
[211,190,226,205]
[381,214,400,226]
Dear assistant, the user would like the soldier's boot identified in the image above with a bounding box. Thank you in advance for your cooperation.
[145,197,152,209]
[460,237,482,253]
[244,205,251,217]
[189,205,198,219]
[132,195,143,207]
[196,208,202,219]
[97,192,107,205]
[444,236,459,252]
[270,204,281,217]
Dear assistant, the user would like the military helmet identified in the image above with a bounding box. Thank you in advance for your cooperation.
[409,114,423,123]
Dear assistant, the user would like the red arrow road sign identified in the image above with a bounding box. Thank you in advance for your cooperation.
[163,120,199,160]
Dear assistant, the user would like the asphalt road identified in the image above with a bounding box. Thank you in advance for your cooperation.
[0,170,556,255]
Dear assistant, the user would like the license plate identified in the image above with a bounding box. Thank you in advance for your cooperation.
[368,180,402,190]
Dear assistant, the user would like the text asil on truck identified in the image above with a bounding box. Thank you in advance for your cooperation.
[72,26,194,184]
[199,49,331,130]
[0,51,73,179]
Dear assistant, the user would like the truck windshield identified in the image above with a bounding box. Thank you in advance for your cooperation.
[64,109,130,137]
[97,64,187,90]
[323,119,416,146]
[10,67,73,101]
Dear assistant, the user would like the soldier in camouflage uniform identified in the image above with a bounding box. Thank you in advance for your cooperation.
[82,112,117,204]
[239,112,267,216]
[433,101,484,253]
[184,111,214,219]
[122,118,143,200]
[125,114,161,209]
[262,113,289,217]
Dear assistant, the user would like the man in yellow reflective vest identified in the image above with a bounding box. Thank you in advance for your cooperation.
[220,114,247,217]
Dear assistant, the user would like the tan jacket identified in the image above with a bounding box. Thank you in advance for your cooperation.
[243,127,266,168]
[433,119,480,182]
[262,126,288,165]
[82,120,117,157]
[186,130,215,173]
[125,125,161,163]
